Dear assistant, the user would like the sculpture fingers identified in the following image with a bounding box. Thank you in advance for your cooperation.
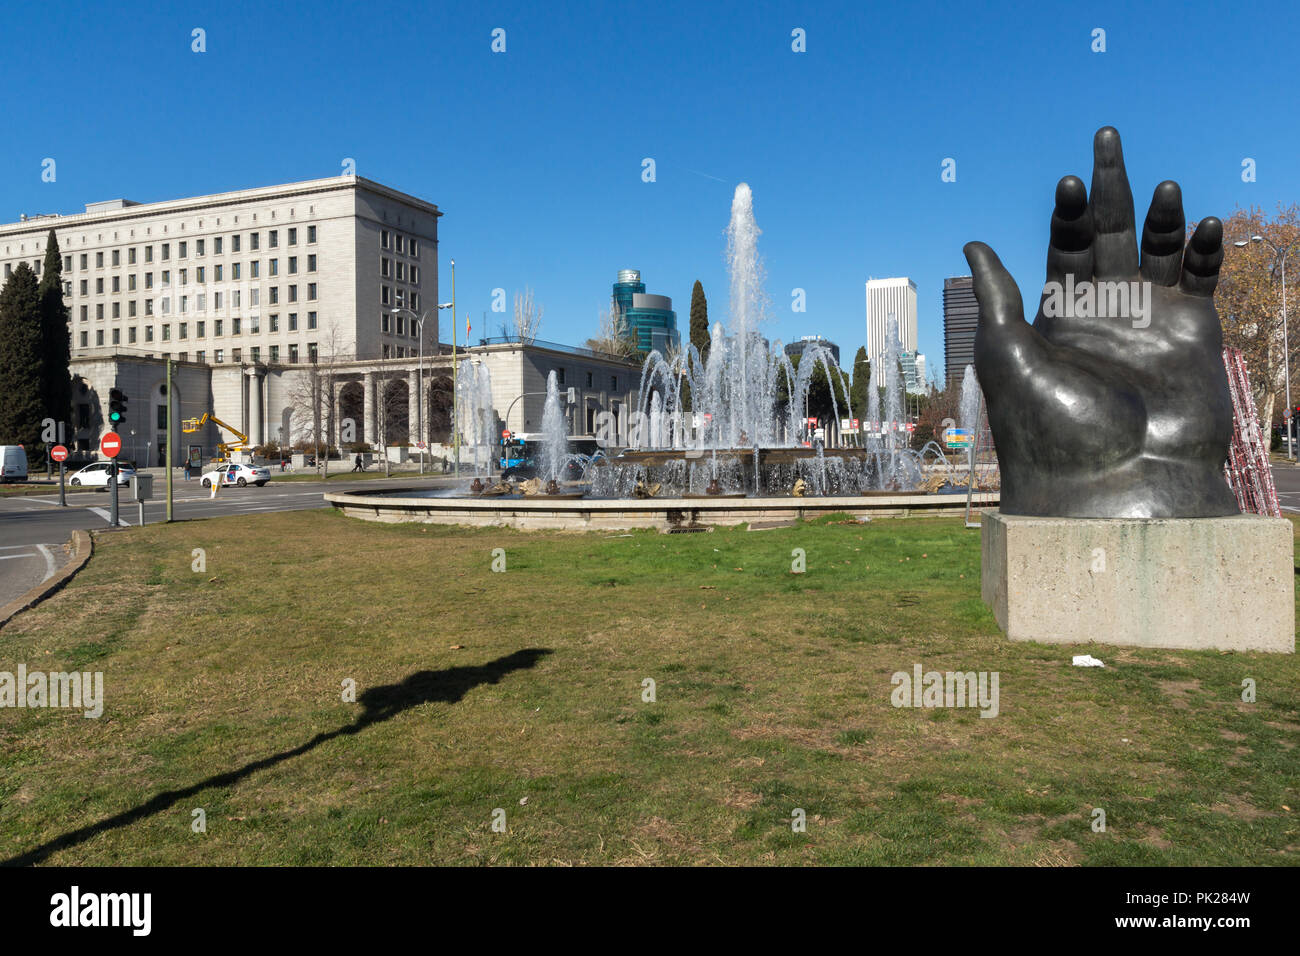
[1046,175,1093,286]
[1180,217,1223,297]
[1139,181,1186,286]
[1088,127,1139,278]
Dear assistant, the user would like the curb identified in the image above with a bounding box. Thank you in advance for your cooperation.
[0,529,94,630]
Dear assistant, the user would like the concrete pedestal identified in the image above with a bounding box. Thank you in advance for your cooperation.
[981,510,1294,653]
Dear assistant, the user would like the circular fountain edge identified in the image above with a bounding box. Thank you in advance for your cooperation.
[324,489,1001,531]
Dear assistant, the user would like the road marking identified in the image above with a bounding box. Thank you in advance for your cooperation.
[88,507,131,527]
[35,543,57,583]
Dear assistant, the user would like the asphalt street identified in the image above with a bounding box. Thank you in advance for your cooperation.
[0,472,459,609]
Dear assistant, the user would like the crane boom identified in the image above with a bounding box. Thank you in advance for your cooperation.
[182,413,250,461]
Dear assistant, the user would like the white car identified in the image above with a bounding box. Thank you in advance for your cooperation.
[68,461,136,488]
[201,463,271,488]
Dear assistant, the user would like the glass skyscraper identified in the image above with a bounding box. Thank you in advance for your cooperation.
[612,269,678,353]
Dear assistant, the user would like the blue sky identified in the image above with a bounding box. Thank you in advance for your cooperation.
[2,0,1297,378]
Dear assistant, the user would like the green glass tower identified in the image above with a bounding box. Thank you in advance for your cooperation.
[612,269,678,353]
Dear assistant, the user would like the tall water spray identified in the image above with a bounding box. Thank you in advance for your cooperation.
[455,362,495,475]
[722,183,778,448]
[959,365,983,435]
[537,370,568,484]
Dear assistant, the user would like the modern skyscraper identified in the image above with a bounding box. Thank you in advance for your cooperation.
[900,350,928,395]
[611,269,678,353]
[943,275,979,388]
[784,335,840,366]
[864,277,918,371]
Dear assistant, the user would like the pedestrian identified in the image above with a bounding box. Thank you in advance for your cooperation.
[353,453,363,473]
[183,460,192,481]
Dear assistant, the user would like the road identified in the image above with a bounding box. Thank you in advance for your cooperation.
[1267,459,1300,513]
[0,473,459,609]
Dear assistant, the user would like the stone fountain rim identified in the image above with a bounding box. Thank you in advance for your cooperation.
[325,489,999,512]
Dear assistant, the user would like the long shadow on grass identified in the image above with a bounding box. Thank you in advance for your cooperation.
[3,648,552,867]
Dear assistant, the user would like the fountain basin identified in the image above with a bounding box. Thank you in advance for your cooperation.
[325,489,1000,532]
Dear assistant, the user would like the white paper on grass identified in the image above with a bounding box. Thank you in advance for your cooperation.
[1072,654,1105,668]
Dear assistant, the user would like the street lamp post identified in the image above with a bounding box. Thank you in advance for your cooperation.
[450,258,459,479]
[1234,234,1299,461]
[391,307,430,475]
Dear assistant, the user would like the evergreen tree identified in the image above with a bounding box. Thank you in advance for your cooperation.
[39,230,72,428]
[849,346,870,421]
[689,280,709,364]
[0,263,46,448]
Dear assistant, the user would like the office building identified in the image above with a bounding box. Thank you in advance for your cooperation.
[943,275,978,388]
[784,335,840,366]
[611,269,678,353]
[865,277,918,371]
[0,175,441,367]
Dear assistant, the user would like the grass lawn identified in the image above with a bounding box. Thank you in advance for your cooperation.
[1,509,1297,866]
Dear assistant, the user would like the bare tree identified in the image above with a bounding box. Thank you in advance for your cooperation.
[1216,204,1300,437]
[584,302,638,358]
[511,287,544,344]
[284,327,351,477]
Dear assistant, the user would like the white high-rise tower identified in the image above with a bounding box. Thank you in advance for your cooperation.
[865,277,918,372]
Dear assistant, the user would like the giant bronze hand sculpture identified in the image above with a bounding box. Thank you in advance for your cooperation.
[964,127,1239,518]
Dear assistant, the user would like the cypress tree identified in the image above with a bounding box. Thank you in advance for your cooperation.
[849,345,870,420]
[0,263,46,449]
[39,230,72,428]
[689,280,709,364]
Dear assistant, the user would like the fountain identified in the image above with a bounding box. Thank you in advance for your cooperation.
[329,182,998,528]
[580,183,938,498]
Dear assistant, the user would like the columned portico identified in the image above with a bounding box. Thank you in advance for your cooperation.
[408,370,422,447]
[364,372,377,448]
[246,367,264,447]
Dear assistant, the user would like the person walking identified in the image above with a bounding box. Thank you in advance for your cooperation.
[352,453,363,473]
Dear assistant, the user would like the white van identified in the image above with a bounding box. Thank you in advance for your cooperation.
[0,445,29,482]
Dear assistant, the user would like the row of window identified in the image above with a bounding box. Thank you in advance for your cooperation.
[76,285,318,320]
[65,226,319,270]
[379,230,419,258]
[64,256,320,295]
[553,367,619,391]
[78,329,317,364]
[379,257,420,283]
[80,312,319,335]
[380,286,419,310]
[379,311,425,337]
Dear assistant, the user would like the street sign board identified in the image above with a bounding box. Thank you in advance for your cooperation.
[101,432,122,458]
[944,428,974,449]
[51,445,68,462]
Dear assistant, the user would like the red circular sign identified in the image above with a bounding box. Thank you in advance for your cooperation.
[100,432,122,459]
[501,429,511,439]
[51,445,68,462]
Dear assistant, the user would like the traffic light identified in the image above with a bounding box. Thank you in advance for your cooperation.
[108,388,127,427]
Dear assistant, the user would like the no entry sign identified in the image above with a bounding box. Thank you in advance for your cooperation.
[100,432,122,458]
[51,445,68,462]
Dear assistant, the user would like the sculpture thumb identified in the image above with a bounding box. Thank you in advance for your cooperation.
[963,241,1024,328]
